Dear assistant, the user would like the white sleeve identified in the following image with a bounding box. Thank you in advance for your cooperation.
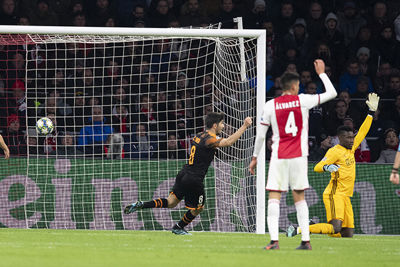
[318,73,337,104]
[253,102,271,157]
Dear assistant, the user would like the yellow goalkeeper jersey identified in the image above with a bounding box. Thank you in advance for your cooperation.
[314,115,373,197]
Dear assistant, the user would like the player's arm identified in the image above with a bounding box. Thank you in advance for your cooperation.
[218,117,252,147]
[0,135,10,159]
[314,59,337,104]
[314,148,340,173]
[390,143,400,185]
[352,93,379,151]
[248,123,269,175]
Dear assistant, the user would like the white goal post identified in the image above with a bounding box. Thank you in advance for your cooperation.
[0,25,266,234]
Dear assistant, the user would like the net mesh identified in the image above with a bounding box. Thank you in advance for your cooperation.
[0,31,258,231]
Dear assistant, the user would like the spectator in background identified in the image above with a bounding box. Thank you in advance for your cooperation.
[78,105,113,156]
[213,0,240,29]
[8,80,27,124]
[160,132,186,159]
[337,0,366,46]
[179,0,209,27]
[366,1,392,39]
[273,1,296,38]
[17,14,30,25]
[305,81,323,137]
[52,133,83,157]
[331,116,371,162]
[111,104,131,134]
[0,0,17,25]
[320,12,345,70]
[352,76,372,99]
[338,91,361,127]
[375,128,399,163]
[262,20,280,73]
[61,0,85,26]
[25,128,41,155]
[43,113,62,154]
[244,0,267,29]
[72,12,87,26]
[6,53,25,88]
[148,0,174,28]
[309,132,332,162]
[124,4,147,27]
[127,123,157,159]
[339,59,374,95]
[376,24,400,68]
[90,0,115,26]
[29,0,59,26]
[306,1,324,40]
[381,94,400,131]
[383,74,400,99]
[299,69,312,93]
[348,25,375,59]
[325,99,349,136]
[3,114,26,156]
[374,61,393,96]
[281,18,313,67]
[69,90,86,133]
[356,47,375,77]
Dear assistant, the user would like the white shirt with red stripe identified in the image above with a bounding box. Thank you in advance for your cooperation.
[261,94,320,159]
[252,73,337,160]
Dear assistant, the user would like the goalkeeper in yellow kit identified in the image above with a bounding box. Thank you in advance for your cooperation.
[287,93,380,238]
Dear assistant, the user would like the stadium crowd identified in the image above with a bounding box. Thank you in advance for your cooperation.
[0,0,399,162]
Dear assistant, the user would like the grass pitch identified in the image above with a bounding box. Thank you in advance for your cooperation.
[0,229,399,267]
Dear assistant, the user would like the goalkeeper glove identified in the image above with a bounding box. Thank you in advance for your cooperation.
[323,164,340,173]
[366,93,379,112]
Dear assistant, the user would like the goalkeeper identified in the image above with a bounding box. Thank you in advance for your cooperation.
[287,93,379,238]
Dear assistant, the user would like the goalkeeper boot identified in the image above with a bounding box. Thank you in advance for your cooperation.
[172,224,191,235]
[264,241,279,250]
[286,225,298,237]
[296,241,312,250]
[124,201,144,214]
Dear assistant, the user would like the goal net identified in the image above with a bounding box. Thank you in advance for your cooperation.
[0,26,266,233]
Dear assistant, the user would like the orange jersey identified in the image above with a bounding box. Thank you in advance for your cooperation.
[314,115,373,197]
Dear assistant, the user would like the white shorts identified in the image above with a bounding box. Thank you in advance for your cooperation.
[266,156,309,192]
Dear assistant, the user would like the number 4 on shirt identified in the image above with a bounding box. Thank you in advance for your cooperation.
[285,111,298,137]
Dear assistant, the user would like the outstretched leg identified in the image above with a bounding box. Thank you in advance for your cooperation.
[124,193,181,214]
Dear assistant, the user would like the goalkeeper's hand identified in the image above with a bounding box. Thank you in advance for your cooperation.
[323,164,340,173]
[366,93,379,112]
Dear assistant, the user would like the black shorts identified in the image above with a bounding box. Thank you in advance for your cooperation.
[171,169,205,210]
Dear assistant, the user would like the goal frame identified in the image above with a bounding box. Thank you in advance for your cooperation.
[0,25,266,234]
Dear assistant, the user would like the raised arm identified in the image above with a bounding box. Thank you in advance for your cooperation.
[0,135,10,159]
[314,59,337,104]
[218,117,252,147]
[352,93,379,152]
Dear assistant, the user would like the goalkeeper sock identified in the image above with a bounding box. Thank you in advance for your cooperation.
[329,233,342,238]
[309,223,335,234]
[177,210,196,229]
[267,199,280,241]
[143,198,168,208]
[295,200,310,241]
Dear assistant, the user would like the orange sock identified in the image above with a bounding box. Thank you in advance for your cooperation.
[309,223,335,234]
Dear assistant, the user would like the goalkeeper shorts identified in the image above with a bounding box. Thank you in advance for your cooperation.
[323,194,354,229]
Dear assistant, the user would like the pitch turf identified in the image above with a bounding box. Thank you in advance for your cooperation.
[0,229,399,267]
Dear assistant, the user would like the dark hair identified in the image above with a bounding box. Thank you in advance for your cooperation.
[337,125,353,136]
[205,112,224,129]
[280,71,299,91]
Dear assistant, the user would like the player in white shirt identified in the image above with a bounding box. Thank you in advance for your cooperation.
[249,59,337,250]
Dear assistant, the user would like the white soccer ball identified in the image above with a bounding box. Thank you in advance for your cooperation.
[36,117,54,135]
